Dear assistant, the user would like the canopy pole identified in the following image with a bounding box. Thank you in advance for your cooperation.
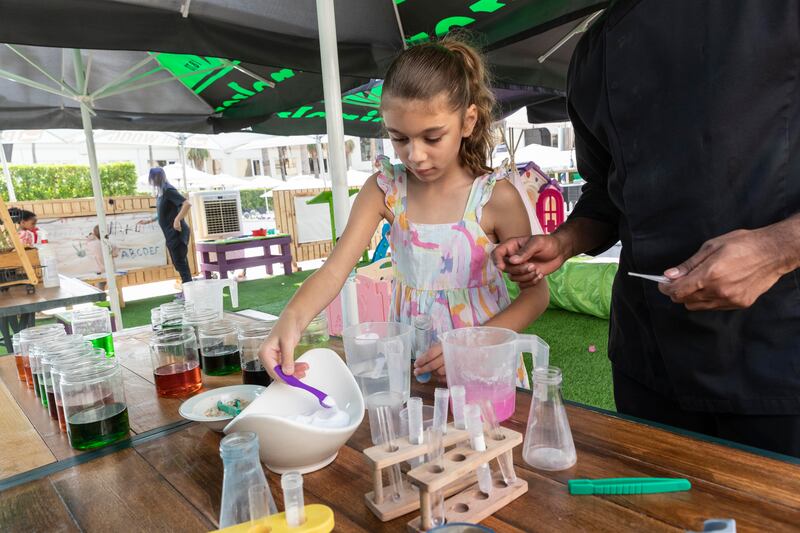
[0,140,16,202]
[316,0,358,327]
[73,49,124,330]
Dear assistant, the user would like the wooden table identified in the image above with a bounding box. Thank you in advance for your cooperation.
[196,235,293,279]
[0,276,106,352]
[1,325,799,532]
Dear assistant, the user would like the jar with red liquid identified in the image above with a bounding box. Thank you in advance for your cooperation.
[149,327,202,397]
[11,332,24,382]
[19,324,66,394]
[237,322,274,387]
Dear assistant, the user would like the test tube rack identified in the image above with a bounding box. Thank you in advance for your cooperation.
[363,423,528,531]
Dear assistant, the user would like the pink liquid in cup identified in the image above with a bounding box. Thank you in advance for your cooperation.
[463,383,516,422]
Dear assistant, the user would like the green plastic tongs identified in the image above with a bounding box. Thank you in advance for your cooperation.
[568,477,692,495]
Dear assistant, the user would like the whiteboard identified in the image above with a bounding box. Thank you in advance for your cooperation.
[38,213,167,278]
[293,195,357,244]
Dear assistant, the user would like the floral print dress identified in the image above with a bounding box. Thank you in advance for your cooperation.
[376,155,532,388]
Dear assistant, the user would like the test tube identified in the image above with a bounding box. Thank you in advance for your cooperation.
[425,426,446,527]
[281,471,305,527]
[408,397,424,445]
[432,387,449,434]
[451,385,466,430]
[412,314,433,383]
[465,403,493,495]
[377,404,404,501]
[480,398,517,484]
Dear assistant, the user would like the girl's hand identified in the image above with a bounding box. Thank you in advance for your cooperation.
[414,343,446,380]
[137,218,153,226]
[258,318,310,381]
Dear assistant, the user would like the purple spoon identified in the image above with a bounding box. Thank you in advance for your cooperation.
[273,365,336,408]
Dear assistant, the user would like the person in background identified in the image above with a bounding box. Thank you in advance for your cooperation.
[14,209,38,247]
[137,167,193,289]
[87,224,119,275]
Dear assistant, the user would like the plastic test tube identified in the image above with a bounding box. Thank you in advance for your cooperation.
[408,397,424,445]
[425,426,446,528]
[451,385,466,430]
[377,404,404,501]
[433,388,450,434]
[412,314,433,383]
[479,398,517,484]
[281,471,305,527]
[465,404,493,495]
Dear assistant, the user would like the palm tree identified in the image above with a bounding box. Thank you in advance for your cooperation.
[186,148,209,171]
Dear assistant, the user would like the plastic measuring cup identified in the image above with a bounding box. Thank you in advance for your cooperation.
[441,327,549,422]
[182,279,239,318]
[342,322,412,445]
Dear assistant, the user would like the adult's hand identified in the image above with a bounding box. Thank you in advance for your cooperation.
[659,228,790,310]
[492,234,569,288]
[172,219,182,232]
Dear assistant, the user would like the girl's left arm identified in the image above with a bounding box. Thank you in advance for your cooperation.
[482,180,549,332]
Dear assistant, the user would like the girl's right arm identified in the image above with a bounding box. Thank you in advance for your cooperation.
[259,173,389,379]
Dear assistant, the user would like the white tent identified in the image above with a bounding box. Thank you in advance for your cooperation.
[514,143,575,170]
[137,164,239,192]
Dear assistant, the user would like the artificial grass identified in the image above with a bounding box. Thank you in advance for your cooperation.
[6,268,614,410]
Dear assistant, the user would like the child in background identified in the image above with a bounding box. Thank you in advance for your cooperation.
[87,225,119,275]
[260,38,549,383]
[15,209,38,247]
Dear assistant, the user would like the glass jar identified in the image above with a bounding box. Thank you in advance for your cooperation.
[60,362,129,450]
[150,308,162,331]
[218,432,275,528]
[51,352,112,433]
[12,332,24,382]
[159,301,194,330]
[198,323,240,376]
[237,322,274,386]
[19,324,66,392]
[38,338,92,415]
[149,327,202,397]
[71,307,115,357]
[295,313,329,357]
[182,308,219,371]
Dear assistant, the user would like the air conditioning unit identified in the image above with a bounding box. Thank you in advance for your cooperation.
[191,190,243,240]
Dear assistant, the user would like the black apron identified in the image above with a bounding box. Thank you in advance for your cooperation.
[568,0,800,414]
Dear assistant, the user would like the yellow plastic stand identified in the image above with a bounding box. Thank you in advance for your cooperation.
[210,504,334,533]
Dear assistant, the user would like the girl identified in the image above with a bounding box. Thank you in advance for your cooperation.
[15,209,38,247]
[260,39,549,382]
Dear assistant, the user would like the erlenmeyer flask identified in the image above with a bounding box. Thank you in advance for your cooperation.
[523,367,577,471]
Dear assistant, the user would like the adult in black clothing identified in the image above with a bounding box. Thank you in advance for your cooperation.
[137,167,193,285]
[494,0,800,457]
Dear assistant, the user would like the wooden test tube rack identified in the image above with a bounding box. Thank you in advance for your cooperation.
[363,423,528,531]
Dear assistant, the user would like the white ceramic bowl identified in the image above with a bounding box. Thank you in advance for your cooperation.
[223,348,365,474]
[179,384,267,432]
